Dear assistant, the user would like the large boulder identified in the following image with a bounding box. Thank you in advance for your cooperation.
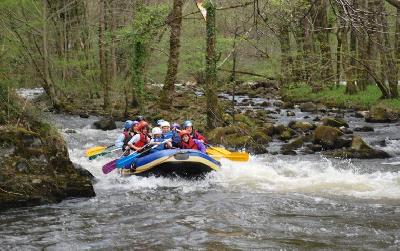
[314,125,344,149]
[93,117,117,130]
[0,125,95,210]
[322,117,349,128]
[365,106,399,123]
[327,135,390,159]
[300,102,317,112]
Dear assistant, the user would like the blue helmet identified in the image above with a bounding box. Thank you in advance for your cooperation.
[124,120,134,130]
[183,120,193,129]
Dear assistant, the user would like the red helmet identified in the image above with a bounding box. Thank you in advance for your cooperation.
[137,121,149,131]
[179,130,190,137]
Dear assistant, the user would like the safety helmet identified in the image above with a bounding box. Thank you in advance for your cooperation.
[183,120,193,129]
[160,121,170,128]
[156,119,165,126]
[132,121,139,126]
[124,120,134,130]
[137,121,149,131]
[152,127,162,135]
[136,115,145,122]
[172,123,180,130]
[179,130,190,137]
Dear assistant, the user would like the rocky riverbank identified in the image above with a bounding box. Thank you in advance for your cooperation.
[30,81,399,159]
[0,92,95,210]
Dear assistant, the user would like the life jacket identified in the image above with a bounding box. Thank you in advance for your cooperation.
[123,131,133,147]
[134,133,149,148]
[151,137,165,152]
[181,138,199,150]
[162,131,173,140]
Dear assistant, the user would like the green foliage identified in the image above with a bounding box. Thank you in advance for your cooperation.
[283,84,400,111]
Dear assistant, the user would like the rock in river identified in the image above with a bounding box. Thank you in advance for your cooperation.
[93,117,117,130]
[0,125,95,210]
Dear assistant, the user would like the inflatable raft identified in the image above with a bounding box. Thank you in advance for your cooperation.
[121,149,221,178]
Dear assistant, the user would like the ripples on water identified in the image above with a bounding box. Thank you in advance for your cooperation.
[0,114,399,249]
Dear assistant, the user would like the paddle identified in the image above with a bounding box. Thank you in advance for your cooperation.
[88,147,120,160]
[85,144,115,157]
[116,139,172,169]
[102,149,130,174]
[205,144,249,162]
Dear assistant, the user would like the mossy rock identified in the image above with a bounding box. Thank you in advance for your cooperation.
[251,129,272,145]
[288,121,314,131]
[366,106,399,123]
[322,117,349,128]
[314,125,344,149]
[280,128,296,141]
[0,125,95,210]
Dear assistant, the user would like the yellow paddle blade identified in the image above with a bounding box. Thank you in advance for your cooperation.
[85,146,107,157]
[225,152,249,162]
[206,147,231,155]
[207,148,250,162]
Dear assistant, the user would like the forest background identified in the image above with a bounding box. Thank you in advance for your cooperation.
[0,0,399,129]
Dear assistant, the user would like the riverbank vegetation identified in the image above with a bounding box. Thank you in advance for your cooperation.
[0,0,399,124]
[282,84,400,111]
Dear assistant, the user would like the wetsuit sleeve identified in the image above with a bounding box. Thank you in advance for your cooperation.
[115,133,125,148]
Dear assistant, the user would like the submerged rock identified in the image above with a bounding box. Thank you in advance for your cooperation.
[327,135,390,159]
[354,126,374,132]
[281,137,304,154]
[0,126,95,210]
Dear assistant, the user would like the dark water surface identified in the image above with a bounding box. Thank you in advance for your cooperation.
[1,97,400,249]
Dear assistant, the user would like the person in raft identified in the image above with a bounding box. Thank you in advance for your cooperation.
[115,120,140,151]
[159,121,179,149]
[126,121,151,152]
[182,120,207,143]
[148,127,167,153]
[179,130,206,153]
[171,123,182,148]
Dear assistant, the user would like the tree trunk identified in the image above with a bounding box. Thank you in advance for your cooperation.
[109,0,118,83]
[99,0,110,110]
[205,1,222,129]
[278,25,292,85]
[315,0,332,87]
[42,0,61,111]
[346,23,358,95]
[160,0,183,109]
[380,3,398,98]
[395,8,400,90]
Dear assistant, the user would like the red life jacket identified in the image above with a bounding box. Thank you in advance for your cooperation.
[181,138,199,150]
[134,133,149,148]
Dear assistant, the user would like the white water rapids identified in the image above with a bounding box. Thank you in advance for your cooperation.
[1,89,399,249]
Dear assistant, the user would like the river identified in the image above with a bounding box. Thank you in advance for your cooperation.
[1,91,400,249]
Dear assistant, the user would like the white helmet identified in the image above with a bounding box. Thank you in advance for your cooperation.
[160,121,170,128]
[152,127,162,135]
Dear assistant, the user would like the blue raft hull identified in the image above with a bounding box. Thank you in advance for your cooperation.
[127,149,221,178]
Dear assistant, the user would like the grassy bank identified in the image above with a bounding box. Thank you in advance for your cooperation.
[282,84,400,112]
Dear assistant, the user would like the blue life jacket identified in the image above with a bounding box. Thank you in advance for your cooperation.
[162,131,173,139]
[150,137,165,153]
[171,130,181,147]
